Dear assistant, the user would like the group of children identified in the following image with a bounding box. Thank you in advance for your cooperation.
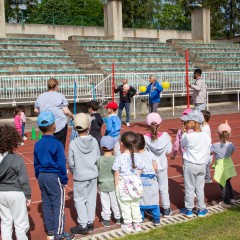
[0,99,237,240]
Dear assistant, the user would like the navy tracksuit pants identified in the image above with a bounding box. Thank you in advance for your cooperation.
[38,173,65,236]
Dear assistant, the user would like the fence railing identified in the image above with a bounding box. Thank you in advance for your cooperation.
[1,71,240,106]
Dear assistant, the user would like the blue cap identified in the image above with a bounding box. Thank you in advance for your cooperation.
[37,111,55,127]
[100,136,116,150]
[180,109,204,124]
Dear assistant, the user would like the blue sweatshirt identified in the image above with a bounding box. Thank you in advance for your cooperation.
[34,135,68,185]
[140,81,163,104]
[105,114,121,137]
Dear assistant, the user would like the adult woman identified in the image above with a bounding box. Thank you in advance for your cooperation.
[34,78,74,149]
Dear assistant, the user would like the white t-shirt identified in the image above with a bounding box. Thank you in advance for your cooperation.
[181,132,211,165]
[201,124,211,138]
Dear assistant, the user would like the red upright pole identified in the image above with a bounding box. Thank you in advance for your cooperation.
[185,50,190,108]
[112,63,115,102]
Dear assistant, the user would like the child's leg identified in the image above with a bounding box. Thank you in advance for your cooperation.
[184,162,197,210]
[151,205,161,220]
[86,178,97,224]
[205,164,211,182]
[73,181,89,226]
[9,192,29,240]
[0,192,14,240]
[227,178,234,200]
[100,191,111,221]
[130,199,142,223]
[157,168,170,210]
[139,206,145,221]
[222,179,232,204]
[22,122,25,138]
[195,164,207,210]
[109,191,121,220]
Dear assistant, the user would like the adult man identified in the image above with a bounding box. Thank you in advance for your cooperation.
[139,75,163,113]
[114,79,136,127]
[189,68,207,111]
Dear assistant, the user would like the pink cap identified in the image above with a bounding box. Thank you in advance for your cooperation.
[146,113,162,126]
[182,108,192,116]
[217,122,231,134]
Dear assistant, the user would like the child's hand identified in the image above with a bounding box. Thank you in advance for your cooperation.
[182,124,187,133]
[26,199,31,206]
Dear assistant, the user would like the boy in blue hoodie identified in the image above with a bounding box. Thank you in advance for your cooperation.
[68,113,100,235]
[139,75,163,113]
[34,111,75,240]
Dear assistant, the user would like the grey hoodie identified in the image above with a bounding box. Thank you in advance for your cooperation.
[68,135,100,181]
[144,132,172,170]
[0,153,31,199]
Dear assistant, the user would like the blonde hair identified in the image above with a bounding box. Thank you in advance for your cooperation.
[150,122,160,141]
[47,78,59,90]
[219,131,230,143]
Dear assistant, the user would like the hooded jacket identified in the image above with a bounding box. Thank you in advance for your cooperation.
[0,153,31,199]
[139,82,163,104]
[68,135,100,181]
[144,132,172,170]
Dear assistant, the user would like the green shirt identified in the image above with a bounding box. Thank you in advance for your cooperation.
[97,155,115,192]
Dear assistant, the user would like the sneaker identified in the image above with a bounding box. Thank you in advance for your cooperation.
[23,136,27,141]
[121,223,133,233]
[70,224,89,235]
[153,218,160,226]
[87,223,94,231]
[54,232,75,240]
[180,208,193,218]
[230,199,236,204]
[198,209,208,217]
[115,218,122,225]
[101,219,110,228]
[163,208,173,218]
[126,122,130,127]
[133,223,142,232]
[219,201,232,208]
[47,231,54,240]
[20,142,24,146]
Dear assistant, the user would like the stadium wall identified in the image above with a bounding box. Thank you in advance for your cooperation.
[6,23,192,42]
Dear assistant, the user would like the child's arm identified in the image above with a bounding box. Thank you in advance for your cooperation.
[153,160,158,172]
[114,171,119,186]
[96,114,104,128]
[57,144,68,185]
[180,133,188,148]
[33,148,39,179]
[171,129,181,159]
[67,144,75,173]
[105,117,113,136]
[166,133,173,155]
[137,169,142,176]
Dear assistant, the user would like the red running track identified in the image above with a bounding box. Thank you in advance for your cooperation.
[3,112,240,239]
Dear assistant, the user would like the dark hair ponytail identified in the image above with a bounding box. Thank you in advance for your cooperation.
[121,131,137,169]
[219,131,230,143]
[150,122,159,141]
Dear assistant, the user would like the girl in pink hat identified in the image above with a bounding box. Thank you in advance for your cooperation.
[144,112,173,217]
[211,122,237,208]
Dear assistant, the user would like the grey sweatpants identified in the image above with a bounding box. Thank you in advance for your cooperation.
[184,161,206,210]
[157,168,170,210]
[73,179,97,226]
[0,191,29,240]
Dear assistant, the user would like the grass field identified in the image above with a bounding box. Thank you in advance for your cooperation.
[121,207,240,240]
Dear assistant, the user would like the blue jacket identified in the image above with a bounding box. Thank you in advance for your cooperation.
[34,135,68,185]
[140,82,163,104]
[105,114,121,137]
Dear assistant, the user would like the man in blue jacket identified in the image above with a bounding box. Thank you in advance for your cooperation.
[139,75,163,113]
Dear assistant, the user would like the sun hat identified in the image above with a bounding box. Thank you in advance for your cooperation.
[217,122,231,134]
[180,109,204,124]
[100,136,116,150]
[74,113,91,131]
[104,102,118,110]
[146,113,162,126]
[37,111,55,127]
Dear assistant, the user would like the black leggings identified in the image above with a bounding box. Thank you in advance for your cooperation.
[220,178,234,204]
[54,124,68,149]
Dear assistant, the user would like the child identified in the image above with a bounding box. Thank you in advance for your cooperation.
[19,105,27,140]
[211,122,237,208]
[14,108,24,145]
[88,100,104,147]
[144,113,173,217]
[34,111,75,240]
[97,136,121,227]
[112,131,144,233]
[180,109,211,218]
[201,110,212,183]
[135,133,160,225]
[171,108,192,160]
[68,113,100,235]
[104,101,121,140]
[0,124,31,240]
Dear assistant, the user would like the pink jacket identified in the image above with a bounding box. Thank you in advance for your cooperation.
[14,115,22,135]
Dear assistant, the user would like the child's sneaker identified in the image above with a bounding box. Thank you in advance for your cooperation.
[115,218,122,225]
[70,224,89,235]
[230,199,236,204]
[23,136,27,141]
[133,223,142,232]
[219,201,232,208]
[121,223,133,233]
[87,223,94,231]
[54,232,75,240]
[198,209,209,217]
[163,208,173,218]
[153,218,160,226]
[47,231,54,240]
[101,219,110,228]
[180,208,193,218]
